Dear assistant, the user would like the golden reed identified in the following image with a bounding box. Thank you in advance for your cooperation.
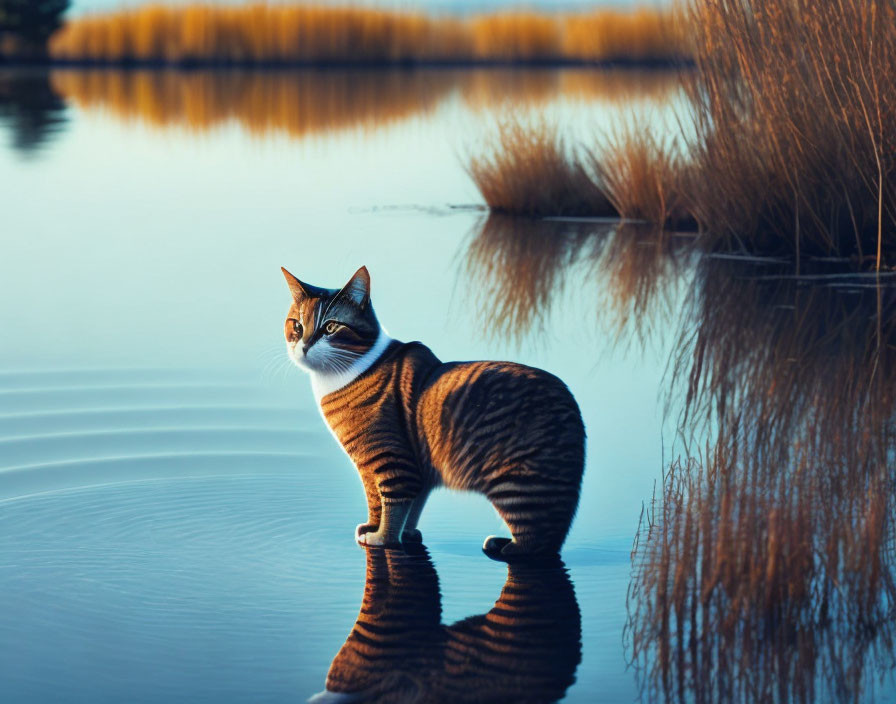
[46,4,689,65]
[470,0,896,266]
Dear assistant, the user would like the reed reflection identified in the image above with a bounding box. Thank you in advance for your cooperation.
[627,262,896,703]
[463,214,690,344]
[315,545,581,703]
[48,69,678,138]
[463,212,896,701]
[0,70,67,154]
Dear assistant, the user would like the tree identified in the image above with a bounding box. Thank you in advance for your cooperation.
[0,0,70,47]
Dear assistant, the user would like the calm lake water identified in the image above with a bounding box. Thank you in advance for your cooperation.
[1,68,894,703]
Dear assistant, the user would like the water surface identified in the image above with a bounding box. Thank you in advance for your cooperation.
[1,68,894,703]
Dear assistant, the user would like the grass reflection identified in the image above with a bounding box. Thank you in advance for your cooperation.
[462,213,896,701]
[463,214,691,344]
[628,262,896,703]
[48,68,680,139]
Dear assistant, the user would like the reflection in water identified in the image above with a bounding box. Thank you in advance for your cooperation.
[464,215,602,338]
[463,213,896,701]
[317,546,581,703]
[49,69,679,138]
[50,69,456,138]
[0,70,67,154]
[464,214,690,343]
[627,262,896,703]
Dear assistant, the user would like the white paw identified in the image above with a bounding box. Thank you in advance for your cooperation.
[355,523,377,543]
[358,531,387,546]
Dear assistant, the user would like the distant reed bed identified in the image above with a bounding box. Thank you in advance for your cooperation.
[471,0,896,267]
[46,4,690,65]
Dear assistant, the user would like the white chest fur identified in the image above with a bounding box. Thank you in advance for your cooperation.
[309,330,393,405]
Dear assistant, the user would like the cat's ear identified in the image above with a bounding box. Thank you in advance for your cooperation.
[281,267,312,301]
[336,266,371,309]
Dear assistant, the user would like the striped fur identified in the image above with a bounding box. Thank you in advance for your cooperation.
[282,266,586,558]
[315,546,581,703]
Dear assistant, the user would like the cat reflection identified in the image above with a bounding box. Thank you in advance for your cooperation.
[312,545,581,703]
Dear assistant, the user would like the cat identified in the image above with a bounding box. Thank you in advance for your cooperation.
[282,265,586,559]
[312,545,581,703]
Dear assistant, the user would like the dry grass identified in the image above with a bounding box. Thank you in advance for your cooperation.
[470,0,896,266]
[682,0,896,262]
[469,120,692,228]
[468,120,616,218]
[45,4,689,65]
[590,126,688,226]
[563,7,692,62]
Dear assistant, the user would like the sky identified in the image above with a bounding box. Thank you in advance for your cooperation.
[69,0,652,16]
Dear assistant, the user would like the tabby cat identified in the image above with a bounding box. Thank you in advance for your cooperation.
[312,545,581,703]
[282,265,585,559]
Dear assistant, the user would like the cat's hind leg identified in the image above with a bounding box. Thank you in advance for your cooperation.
[482,480,579,561]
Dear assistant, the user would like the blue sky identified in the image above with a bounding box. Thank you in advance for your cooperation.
[69,0,651,16]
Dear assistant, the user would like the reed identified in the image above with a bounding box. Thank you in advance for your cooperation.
[589,126,688,227]
[562,7,691,62]
[681,0,896,262]
[468,120,616,218]
[45,4,689,66]
[471,0,896,266]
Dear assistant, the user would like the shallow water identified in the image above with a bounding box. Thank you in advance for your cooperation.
[1,68,894,703]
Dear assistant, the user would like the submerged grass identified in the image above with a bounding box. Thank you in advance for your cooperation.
[470,0,896,266]
[44,4,689,65]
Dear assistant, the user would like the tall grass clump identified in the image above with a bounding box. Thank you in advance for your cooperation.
[682,0,896,263]
[468,120,615,218]
[46,3,690,66]
[589,125,688,227]
[471,0,896,266]
[469,119,691,228]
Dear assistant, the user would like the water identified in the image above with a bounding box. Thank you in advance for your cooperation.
[1,68,894,703]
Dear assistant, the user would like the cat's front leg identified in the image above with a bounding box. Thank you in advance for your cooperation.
[355,473,383,542]
[356,499,413,547]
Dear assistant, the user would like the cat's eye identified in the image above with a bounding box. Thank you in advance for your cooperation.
[292,320,303,337]
[324,321,341,335]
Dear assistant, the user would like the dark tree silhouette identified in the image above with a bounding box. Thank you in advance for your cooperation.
[0,0,70,47]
